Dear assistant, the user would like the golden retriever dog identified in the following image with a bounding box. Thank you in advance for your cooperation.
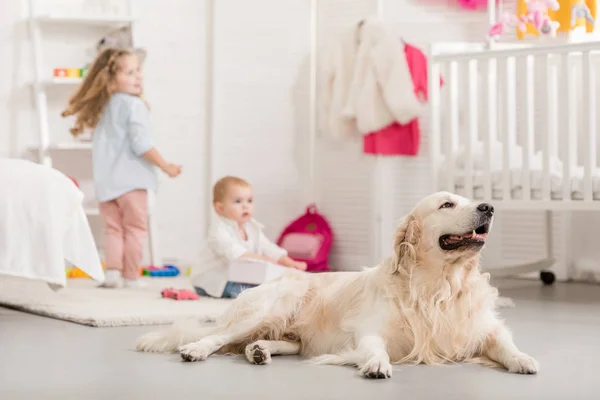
[136,191,538,379]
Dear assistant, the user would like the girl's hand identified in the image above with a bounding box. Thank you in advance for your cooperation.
[293,261,307,271]
[163,163,182,178]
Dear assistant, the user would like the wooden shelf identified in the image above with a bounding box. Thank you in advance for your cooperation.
[30,142,93,151]
[44,77,83,85]
[84,207,100,216]
[50,142,93,150]
[32,15,136,26]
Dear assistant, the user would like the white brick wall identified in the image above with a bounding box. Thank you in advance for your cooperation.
[1,0,312,270]
[0,0,594,277]
[0,0,210,268]
[133,0,209,266]
[210,0,312,241]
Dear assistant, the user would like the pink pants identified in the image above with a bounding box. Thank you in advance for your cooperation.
[99,190,148,280]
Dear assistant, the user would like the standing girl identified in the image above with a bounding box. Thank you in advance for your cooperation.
[62,48,181,288]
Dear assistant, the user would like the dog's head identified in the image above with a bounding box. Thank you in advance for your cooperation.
[391,191,494,271]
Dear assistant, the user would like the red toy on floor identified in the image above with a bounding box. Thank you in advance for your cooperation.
[161,288,200,301]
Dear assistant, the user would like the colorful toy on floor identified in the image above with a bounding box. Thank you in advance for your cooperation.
[67,267,90,278]
[161,287,200,301]
[67,261,105,279]
[142,264,180,277]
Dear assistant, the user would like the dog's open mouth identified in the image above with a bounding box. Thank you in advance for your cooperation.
[439,222,490,251]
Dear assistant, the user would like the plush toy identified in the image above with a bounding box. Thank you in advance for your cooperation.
[488,0,561,41]
[96,26,146,63]
[488,13,528,41]
[571,1,595,27]
[525,0,561,35]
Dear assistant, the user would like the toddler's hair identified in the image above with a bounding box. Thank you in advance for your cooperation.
[213,176,250,204]
[61,48,138,136]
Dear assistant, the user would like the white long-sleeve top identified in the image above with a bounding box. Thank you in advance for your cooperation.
[319,18,422,138]
[191,215,287,297]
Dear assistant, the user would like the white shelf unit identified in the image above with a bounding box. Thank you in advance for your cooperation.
[45,77,84,85]
[49,142,93,150]
[33,15,137,26]
[28,0,161,267]
[84,207,100,216]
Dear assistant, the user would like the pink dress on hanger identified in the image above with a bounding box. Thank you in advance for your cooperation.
[363,43,443,156]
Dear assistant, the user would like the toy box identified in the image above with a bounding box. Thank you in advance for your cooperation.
[227,259,292,285]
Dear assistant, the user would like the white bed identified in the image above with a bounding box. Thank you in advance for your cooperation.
[0,159,104,288]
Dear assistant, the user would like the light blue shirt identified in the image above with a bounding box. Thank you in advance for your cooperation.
[92,93,158,202]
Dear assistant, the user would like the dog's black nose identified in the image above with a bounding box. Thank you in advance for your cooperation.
[477,203,494,214]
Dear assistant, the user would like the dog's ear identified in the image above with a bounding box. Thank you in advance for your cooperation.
[389,214,420,274]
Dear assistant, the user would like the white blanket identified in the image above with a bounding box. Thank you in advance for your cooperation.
[319,18,422,138]
[0,159,104,287]
[439,140,600,200]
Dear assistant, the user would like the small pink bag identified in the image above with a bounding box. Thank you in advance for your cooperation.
[277,204,333,273]
[280,233,324,260]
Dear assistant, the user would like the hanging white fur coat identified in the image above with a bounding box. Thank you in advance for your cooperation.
[319,18,421,138]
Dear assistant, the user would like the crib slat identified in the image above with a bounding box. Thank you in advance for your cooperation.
[498,56,510,201]
[506,56,517,201]
[540,54,551,201]
[466,59,478,199]
[561,53,573,201]
[582,50,596,201]
[445,61,460,193]
[484,58,495,201]
[429,60,442,193]
[521,55,533,201]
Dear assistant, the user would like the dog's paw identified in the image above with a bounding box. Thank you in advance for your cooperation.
[245,341,272,365]
[505,352,539,374]
[179,342,212,362]
[135,332,175,353]
[359,356,392,379]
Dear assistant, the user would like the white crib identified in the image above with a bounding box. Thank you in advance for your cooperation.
[427,41,600,283]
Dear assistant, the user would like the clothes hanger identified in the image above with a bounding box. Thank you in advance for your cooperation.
[356,19,365,44]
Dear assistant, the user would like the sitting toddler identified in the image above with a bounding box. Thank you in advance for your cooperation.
[192,176,306,298]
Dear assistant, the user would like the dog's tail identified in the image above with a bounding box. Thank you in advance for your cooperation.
[135,319,217,353]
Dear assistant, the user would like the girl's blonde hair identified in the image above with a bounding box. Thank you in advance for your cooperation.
[61,48,140,136]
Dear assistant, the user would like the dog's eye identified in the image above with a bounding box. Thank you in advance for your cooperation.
[439,202,454,209]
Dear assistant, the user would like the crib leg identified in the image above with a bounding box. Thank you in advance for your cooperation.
[540,210,556,286]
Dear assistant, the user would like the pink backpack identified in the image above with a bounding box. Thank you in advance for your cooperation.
[276,204,333,273]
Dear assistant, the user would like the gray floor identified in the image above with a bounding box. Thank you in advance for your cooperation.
[1,279,599,400]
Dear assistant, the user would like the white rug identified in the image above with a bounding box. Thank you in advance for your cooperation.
[0,276,231,327]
